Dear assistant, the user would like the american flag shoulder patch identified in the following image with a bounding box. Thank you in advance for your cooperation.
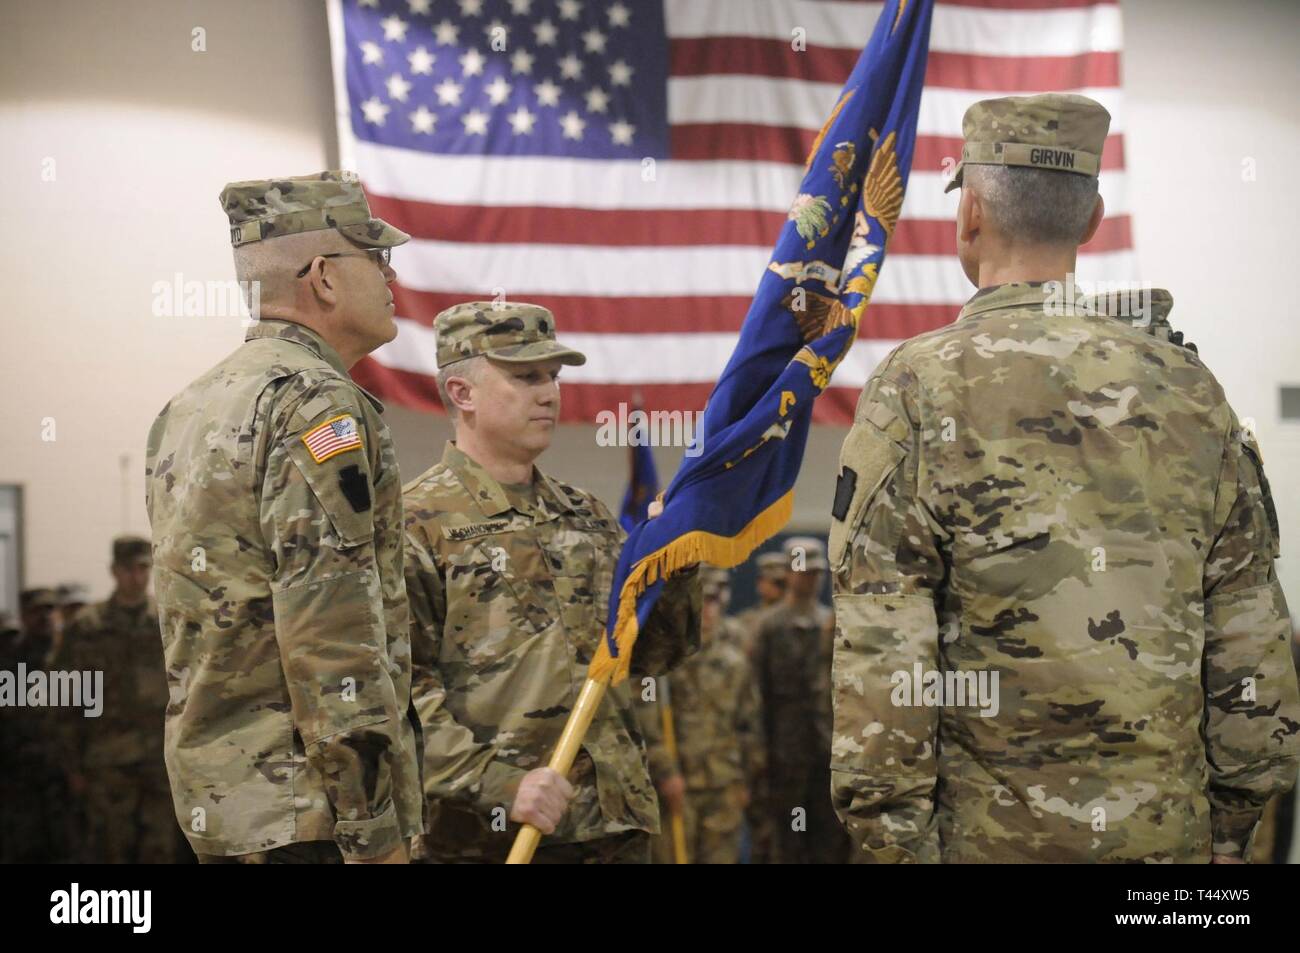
[301,413,363,464]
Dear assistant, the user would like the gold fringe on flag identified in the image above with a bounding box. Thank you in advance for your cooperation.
[586,488,795,684]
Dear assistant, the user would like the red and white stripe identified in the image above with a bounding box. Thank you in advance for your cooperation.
[330,0,1132,425]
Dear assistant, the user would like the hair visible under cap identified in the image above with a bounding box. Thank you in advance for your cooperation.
[436,354,487,420]
[231,231,352,310]
[965,165,1099,246]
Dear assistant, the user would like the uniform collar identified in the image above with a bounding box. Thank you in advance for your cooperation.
[245,319,351,378]
[245,319,384,413]
[440,441,577,519]
[957,282,1055,322]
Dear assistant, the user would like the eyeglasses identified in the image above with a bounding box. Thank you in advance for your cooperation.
[296,246,391,278]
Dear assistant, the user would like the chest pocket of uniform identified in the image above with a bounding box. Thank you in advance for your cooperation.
[827,421,908,573]
[440,527,545,669]
[538,520,612,652]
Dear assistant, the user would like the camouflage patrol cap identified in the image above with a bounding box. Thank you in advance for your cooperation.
[783,536,829,572]
[756,551,787,579]
[701,565,731,599]
[946,93,1111,193]
[55,582,89,606]
[112,535,152,565]
[434,301,587,369]
[220,170,410,248]
[20,588,59,610]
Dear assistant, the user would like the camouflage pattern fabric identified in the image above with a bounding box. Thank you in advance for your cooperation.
[220,170,409,248]
[641,616,765,864]
[145,319,424,861]
[727,603,776,659]
[945,92,1110,193]
[403,441,700,863]
[0,628,72,862]
[651,786,751,865]
[752,600,850,864]
[829,281,1300,863]
[62,597,188,863]
[433,301,587,368]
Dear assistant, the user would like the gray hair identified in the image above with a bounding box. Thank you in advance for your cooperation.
[435,355,486,419]
[231,231,349,309]
[965,165,1100,246]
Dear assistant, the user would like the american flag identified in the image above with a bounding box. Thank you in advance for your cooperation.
[302,414,364,462]
[327,0,1131,425]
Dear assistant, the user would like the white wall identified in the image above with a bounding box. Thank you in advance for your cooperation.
[0,0,338,599]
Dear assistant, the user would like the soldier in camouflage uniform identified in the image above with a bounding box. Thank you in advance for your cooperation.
[641,567,764,863]
[145,172,424,864]
[62,536,187,863]
[404,301,700,864]
[0,587,71,862]
[829,94,1300,863]
[727,551,787,659]
[752,537,850,863]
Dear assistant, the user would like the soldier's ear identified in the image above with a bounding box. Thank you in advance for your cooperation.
[445,375,475,415]
[957,186,981,244]
[1079,193,1105,246]
[305,258,341,307]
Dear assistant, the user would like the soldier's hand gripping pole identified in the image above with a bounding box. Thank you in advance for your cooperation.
[506,674,612,864]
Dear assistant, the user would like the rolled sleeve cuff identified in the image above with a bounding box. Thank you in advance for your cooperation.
[333,800,404,861]
[471,759,530,815]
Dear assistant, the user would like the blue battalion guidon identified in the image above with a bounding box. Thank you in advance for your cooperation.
[619,432,661,533]
[590,0,935,683]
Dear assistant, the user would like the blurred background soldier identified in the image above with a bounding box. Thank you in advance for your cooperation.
[0,587,71,862]
[61,536,188,863]
[55,583,90,621]
[752,537,850,863]
[829,93,1300,863]
[642,566,765,864]
[728,551,787,659]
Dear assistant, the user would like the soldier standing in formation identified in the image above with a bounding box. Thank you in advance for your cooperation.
[403,302,700,865]
[641,566,765,863]
[829,93,1300,862]
[727,551,787,658]
[0,588,70,862]
[61,536,187,863]
[146,172,424,864]
[752,537,850,863]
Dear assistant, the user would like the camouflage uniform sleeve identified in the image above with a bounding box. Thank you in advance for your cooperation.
[403,524,529,814]
[259,379,409,861]
[828,364,946,864]
[1201,418,1300,860]
[591,498,702,676]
